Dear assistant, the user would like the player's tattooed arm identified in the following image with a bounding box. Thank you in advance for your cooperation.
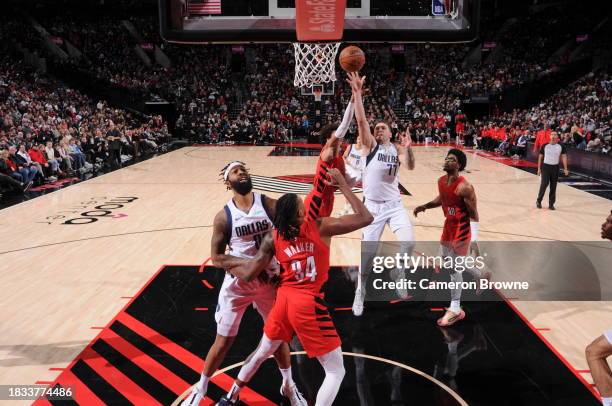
[458,181,479,222]
[226,233,276,282]
[413,195,442,217]
[319,168,373,236]
[210,210,244,269]
[321,97,354,163]
[331,94,355,143]
[347,72,376,152]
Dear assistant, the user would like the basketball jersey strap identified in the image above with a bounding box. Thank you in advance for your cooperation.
[365,144,379,167]
[261,194,274,222]
[223,204,232,246]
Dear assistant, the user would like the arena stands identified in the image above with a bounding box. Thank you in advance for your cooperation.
[1,0,610,202]
[0,43,170,198]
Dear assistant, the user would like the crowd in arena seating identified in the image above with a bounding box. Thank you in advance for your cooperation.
[1,1,611,200]
[28,9,606,140]
[0,45,170,196]
[461,71,611,157]
[8,12,555,139]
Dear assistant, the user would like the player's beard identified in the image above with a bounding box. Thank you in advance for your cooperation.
[231,178,253,196]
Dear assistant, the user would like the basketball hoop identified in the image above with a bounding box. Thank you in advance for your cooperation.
[292,42,341,88]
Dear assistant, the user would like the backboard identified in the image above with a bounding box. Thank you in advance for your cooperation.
[160,0,480,44]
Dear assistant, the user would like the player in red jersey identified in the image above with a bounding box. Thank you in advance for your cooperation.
[414,149,490,327]
[313,96,355,218]
[216,168,373,406]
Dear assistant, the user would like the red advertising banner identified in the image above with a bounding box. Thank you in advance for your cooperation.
[295,0,346,42]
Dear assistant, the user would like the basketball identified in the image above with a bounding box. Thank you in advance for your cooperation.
[339,45,366,72]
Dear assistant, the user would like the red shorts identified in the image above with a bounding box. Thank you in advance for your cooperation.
[440,220,471,256]
[263,287,341,358]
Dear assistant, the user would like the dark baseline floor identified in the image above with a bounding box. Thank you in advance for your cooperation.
[44,265,600,406]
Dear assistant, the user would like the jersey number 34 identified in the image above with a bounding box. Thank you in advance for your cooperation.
[291,256,317,282]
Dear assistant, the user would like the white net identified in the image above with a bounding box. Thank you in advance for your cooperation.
[292,42,341,88]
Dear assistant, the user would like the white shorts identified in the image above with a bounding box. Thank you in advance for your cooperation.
[215,273,277,337]
[605,329,612,345]
[362,199,414,242]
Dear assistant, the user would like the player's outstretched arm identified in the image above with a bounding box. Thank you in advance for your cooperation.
[319,169,373,236]
[347,72,376,153]
[334,95,355,140]
[226,232,276,282]
[397,130,415,170]
[211,210,245,269]
[320,96,355,162]
[413,195,442,217]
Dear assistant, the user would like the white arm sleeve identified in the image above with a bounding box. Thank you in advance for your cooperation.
[334,101,355,139]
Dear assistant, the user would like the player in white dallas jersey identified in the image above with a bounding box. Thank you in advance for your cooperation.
[182,161,306,406]
[347,72,416,316]
[338,137,364,215]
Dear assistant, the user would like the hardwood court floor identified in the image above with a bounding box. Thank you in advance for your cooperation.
[0,145,610,399]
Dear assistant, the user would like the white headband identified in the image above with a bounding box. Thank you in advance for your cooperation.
[223,161,244,181]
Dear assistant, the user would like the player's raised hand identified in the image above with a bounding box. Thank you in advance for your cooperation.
[399,130,412,148]
[324,168,348,189]
[346,72,366,93]
[346,72,359,92]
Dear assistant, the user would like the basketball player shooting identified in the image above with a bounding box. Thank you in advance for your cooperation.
[346,71,416,316]
[313,95,355,217]
[216,167,373,406]
[182,161,306,406]
[413,149,490,326]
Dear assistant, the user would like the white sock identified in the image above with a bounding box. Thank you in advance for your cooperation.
[279,366,293,386]
[604,397,612,406]
[449,300,461,313]
[197,373,210,394]
[228,382,241,401]
[449,271,463,312]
